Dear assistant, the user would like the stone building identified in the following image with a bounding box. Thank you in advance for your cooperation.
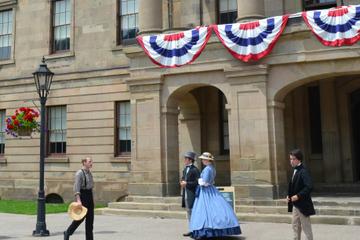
[0,0,359,203]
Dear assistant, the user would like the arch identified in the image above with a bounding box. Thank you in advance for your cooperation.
[162,83,231,195]
[45,193,64,204]
[269,59,360,102]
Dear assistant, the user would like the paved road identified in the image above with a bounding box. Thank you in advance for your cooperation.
[0,213,359,240]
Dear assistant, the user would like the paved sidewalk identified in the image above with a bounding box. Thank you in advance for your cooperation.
[0,213,359,240]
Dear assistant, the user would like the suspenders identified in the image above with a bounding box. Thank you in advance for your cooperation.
[81,169,87,189]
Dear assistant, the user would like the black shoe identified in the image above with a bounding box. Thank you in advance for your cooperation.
[183,232,192,237]
[63,231,70,240]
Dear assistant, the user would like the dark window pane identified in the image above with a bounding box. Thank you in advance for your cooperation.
[219,11,237,24]
[0,143,4,154]
[50,142,66,154]
[304,0,337,10]
[119,140,131,153]
[55,38,70,51]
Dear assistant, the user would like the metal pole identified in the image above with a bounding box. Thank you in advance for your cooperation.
[33,97,49,236]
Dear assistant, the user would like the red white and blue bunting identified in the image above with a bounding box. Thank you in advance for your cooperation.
[302,5,360,46]
[136,27,212,68]
[137,5,360,67]
[212,16,289,62]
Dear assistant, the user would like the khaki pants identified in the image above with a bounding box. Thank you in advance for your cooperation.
[292,207,313,240]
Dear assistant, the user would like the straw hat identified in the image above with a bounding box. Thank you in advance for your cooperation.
[198,152,214,161]
[68,202,88,221]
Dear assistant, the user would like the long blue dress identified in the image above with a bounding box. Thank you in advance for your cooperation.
[189,165,241,239]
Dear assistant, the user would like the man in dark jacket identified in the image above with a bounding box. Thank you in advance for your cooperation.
[287,149,315,240]
[180,151,200,237]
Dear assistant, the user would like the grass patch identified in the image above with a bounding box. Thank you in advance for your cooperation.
[0,200,106,215]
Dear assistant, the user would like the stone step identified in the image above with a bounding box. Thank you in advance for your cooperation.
[239,197,360,208]
[125,196,181,204]
[109,201,360,217]
[96,208,360,226]
[237,213,360,225]
[237,205,360,216]
[95,208,187,219]
[108,202,184,211]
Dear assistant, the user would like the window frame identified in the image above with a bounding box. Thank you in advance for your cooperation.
[46,105,67,156]
[302,0,337,11]
[0,109,5,156]
[0,7,15,64]
[50,0,73,54]
[217,0,238,25]
[117,0,139,46]
[115,101,131,157]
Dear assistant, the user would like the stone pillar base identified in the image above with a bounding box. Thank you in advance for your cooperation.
[128,183,180,196]
[233,184,275,200]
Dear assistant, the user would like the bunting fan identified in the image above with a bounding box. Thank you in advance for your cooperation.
[212,16,289,62]
[302,5,360,46]
[137,27,212,68]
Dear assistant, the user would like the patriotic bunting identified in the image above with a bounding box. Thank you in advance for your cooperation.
[302,5,360,46]
[136,5,360,67]
[212,16,289,62]
[136,27,212,68]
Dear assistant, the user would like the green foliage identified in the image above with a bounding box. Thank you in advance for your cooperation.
[0,200,105,215]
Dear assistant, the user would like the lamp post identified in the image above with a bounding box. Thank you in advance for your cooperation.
[32,57,54,236]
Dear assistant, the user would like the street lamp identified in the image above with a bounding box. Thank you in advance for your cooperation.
[32,57,54,236]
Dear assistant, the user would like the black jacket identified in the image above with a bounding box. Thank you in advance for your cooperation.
[181,164,200,209]
[288,164,316,216]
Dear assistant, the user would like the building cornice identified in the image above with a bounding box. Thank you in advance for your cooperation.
[0,0,17,8]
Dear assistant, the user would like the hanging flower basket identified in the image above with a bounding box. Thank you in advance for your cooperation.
[17,128,33,137]
[5,107,40,138]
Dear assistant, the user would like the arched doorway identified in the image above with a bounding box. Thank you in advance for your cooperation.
[164,85,231,195]
[281,77,360,190]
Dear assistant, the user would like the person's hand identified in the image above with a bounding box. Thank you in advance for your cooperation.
[291,195,299,202]
[180,180,186,188]
[286,196,291,202]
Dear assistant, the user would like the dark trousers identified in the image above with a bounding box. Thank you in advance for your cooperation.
[66,189,94,240]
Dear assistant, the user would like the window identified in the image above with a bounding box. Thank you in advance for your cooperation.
[52,0,71,52]
[47,106,66,155]
[118,0,139,44]
[219,92,229,154]
[0,110,5,155]
[308,86,323,154]
[116,101,131,155]
[303,0,337,10]
[0,9,12,60]
[218,0,237,24]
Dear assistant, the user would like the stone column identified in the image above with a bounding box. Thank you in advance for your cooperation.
[236,0,265,22]
[320,81,342,183]
[225,65,274,200]
[126,76,165,196]
[268,101,287,198]
[139,0,163,34]
[161,105,181,196]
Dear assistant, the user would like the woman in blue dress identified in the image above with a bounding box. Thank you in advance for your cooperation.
[190,152,241,239]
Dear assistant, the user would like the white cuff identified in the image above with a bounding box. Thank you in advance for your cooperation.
[198,178,205,186]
